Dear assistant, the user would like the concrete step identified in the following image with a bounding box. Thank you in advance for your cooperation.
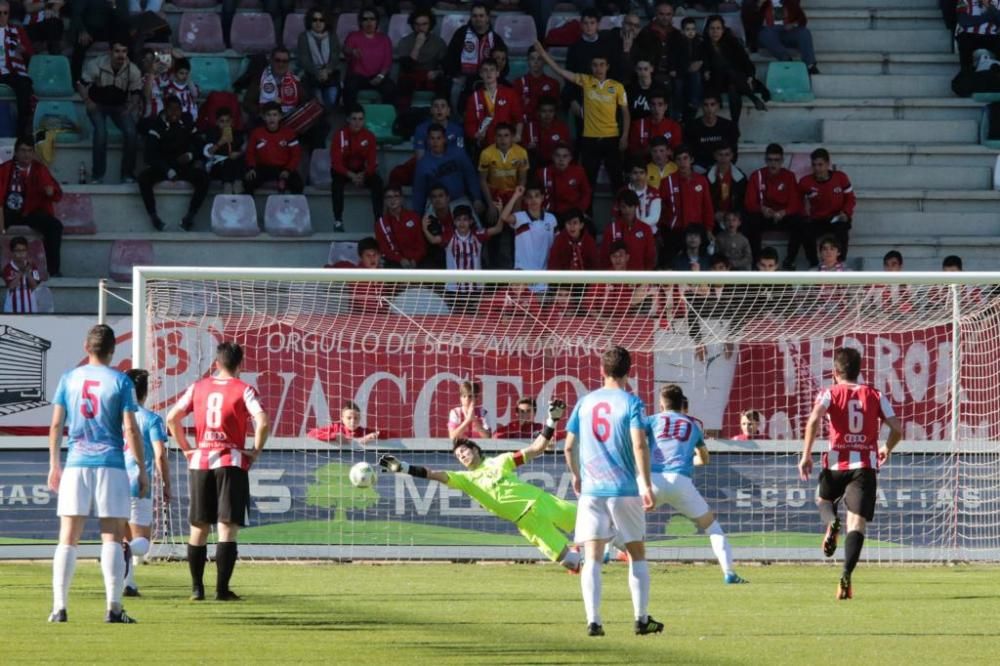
[839,164,991,189]
[812,29,952,54]
[805,0,938,9]
[757,53,958,77]
[857,188,1000,212]
[739,143,1000,169]
[849,235,1000,263]
[741,98,982,143]
[805,8,943,30]
[822,119,979,144]
[811,74,954,98]
[855,212,1000,236]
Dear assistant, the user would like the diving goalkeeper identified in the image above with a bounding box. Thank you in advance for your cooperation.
[379,400,581,571]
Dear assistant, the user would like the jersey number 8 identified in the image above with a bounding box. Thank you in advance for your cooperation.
[206,392,225,428]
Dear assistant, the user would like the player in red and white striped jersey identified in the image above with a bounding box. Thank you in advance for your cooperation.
[167,342,269,602]
[798,347,902,600]
[3,235,41,313]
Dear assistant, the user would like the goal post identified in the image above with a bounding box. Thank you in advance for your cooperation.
[132,267,1000,563]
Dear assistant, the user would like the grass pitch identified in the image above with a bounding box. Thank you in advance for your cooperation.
[4,562,1000,665]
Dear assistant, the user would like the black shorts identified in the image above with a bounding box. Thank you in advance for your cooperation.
[188,467,250,527]
[818,468,878,522]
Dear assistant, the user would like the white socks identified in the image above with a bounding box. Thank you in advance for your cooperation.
[628,559,650,623]
[52,544,77,612]
[125,555,138,589]
[559,549,582,571]
[581,560,602,625]
[707,521,735,575]
[100,541,124,611]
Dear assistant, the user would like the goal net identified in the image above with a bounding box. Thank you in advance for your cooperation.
[134,268,1000,563]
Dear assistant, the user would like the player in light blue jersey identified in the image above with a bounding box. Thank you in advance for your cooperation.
[648,385,746,584]
[47,324,147,624]
[122,369,172,597]
[565,345,662,638]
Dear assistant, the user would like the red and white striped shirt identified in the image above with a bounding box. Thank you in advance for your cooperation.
[817,383,893,471]
[3,260,38,313]
[442,227,490,292]
[0,25,31,77]
[163,79,200,118]
[956,0,1000,35]
[174,376,265,471]
[143,74,169,119]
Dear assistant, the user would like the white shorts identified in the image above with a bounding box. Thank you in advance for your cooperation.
[130,497,154,526]
[652,472,711,519]
[575,495,645,544]
[57,467,130,519]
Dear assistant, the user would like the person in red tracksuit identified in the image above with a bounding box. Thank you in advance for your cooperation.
[659,145,714,263]
[524,97,571,168]
[465,58,523,149]
[375,185,427,268]
[743,143,807,269]
[627,90,683,159]
[601,190,657,270]
[330,104,384,232]
[513,48,561,123]
[537,144,592,218]
[798,148,856,260]
[548,209,599,271]
[244,102,304,194]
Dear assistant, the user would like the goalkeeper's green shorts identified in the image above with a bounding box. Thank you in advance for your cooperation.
[516,493,578,562]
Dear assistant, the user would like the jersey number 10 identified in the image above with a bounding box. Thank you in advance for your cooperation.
[659,417,690,441]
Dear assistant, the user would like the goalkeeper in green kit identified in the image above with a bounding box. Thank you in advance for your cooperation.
[379,399,582,571]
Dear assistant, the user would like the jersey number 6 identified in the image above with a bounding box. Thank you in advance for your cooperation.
[592,401,612,443]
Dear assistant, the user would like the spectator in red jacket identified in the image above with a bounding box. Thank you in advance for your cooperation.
[513,48,560,123]
[330,105,384,232]
[589,240,660,317]
[627,90,683,159]
[742,0,819,73]
[537,143,592,218]
[0,4,34,139]
[744,143,807,268]
[524,97,571,168]
[548,209,598,271]
[494,397,541,440]
[307,400,381,446]
[465,58,523,149]
[0,138,63,276]
[601,189,657,270]
[660,145,714,261]
[798,148,856,259]
[375,186,426,269]
[244,102,304,194]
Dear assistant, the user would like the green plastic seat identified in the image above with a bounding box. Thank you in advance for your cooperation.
[357,89,382,105]
[973,92,1000,103]
[766,61,815,103]
[507,57,528,80]
[34,100,85,143]
[362,103,402,144]
[0,84,13,99]
[411,91,435,108]
[28,55,73,97]
[190,56,232,93]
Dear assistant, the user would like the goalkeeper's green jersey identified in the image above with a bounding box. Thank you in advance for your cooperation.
[445,452,547,522]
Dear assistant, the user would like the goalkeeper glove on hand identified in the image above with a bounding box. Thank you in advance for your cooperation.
[546,399,566,428]
[378,455,409,474]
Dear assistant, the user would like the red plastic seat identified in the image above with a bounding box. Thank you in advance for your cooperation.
[53,193,96,235]
[108,240,154,282]
[1,227,48,279]
[264,194,313,236]
[387,14,412,44]
[336,13,358,45]
[283,12,306,48]
[179,13,226,53]
[309,149,331,188]
[439,14,466,45]
[494,14,537,55]
[231,13,277,54]
[210,194,260,237]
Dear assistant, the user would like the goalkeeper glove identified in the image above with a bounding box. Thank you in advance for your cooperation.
[543,399,567,439]
[378,454,428,478]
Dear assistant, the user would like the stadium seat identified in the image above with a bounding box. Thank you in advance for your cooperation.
[1,228,48,279]
[598,14,623,30]
[973,92,1000,103]
[981,107,1000,149]
[766,61,814,103]
[411,90,435,107]
[172,0,217,7]
[495,14,537,55]
[326,241,358,267]
[32,285,55,313]
[33,101,84,143]
[264,194,313,236]
[108,239,154,282]
[309,149,332,187]
[210,194,260,236]
[242,0,263,8]
[357,89,382,105]
[336,13,358,45]
[363,104,402,144]
[54,193,97,235]
[0,84,11,100]
[0,142,12,162]
[721,13,746,44]
[388,14,412,44]
[507,57,528,80]
[231,13,277,54]
[787,153,812,180]
[546,14,578,38]
[27,55,73,97]
[178,12,226,53]
[283,12,306,47]
[190,56,232,93]
[439,14,466,44]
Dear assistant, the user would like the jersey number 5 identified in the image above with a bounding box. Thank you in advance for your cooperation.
[206,392,225,428]
[592,402,612,443]
[80,380,100,419]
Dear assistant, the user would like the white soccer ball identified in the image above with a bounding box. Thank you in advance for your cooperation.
[349,462,377,488]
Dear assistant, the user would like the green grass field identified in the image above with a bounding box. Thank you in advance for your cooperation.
[5,562,1000,664]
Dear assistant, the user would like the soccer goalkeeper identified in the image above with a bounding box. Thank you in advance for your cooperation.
[379,400,582,571]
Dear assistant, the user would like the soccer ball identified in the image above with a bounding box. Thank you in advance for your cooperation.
[349,462,377,488]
